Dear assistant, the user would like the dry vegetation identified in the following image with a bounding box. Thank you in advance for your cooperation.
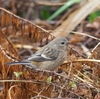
[0,0,100,99]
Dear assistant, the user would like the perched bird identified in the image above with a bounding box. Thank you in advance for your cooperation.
[7,37,69,71]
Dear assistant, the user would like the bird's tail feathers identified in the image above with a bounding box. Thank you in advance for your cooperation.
[6,61,36,68]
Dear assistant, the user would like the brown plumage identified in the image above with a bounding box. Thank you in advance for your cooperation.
[7,37,69,71]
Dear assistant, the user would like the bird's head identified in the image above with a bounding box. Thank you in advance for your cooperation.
[49,37,70,51]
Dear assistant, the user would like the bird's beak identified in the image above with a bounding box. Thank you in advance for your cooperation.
[66,41,70,45]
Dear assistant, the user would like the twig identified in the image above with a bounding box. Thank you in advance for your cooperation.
[92,42,100,52]
[64,59,100,64]
[8,85,20,99]
[71,31,100,41]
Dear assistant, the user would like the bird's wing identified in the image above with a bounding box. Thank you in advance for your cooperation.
[27,47,59,62]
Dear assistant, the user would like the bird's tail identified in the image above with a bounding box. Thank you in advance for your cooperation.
[6,61,36,68]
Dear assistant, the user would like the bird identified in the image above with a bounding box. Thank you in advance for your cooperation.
[6,37,70,71]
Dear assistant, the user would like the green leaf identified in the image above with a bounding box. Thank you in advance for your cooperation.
[14,72,23,78]
[47,76,52,83]
[40,6,51,19]
[69,81,76,88]
[47,0,82,20]
[88,10,100,22]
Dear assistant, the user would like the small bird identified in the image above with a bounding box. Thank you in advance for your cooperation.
[7,37,69,71]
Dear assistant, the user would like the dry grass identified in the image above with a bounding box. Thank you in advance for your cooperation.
[0,7,100,99]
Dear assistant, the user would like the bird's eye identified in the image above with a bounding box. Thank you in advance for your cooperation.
[61,42,65,44]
